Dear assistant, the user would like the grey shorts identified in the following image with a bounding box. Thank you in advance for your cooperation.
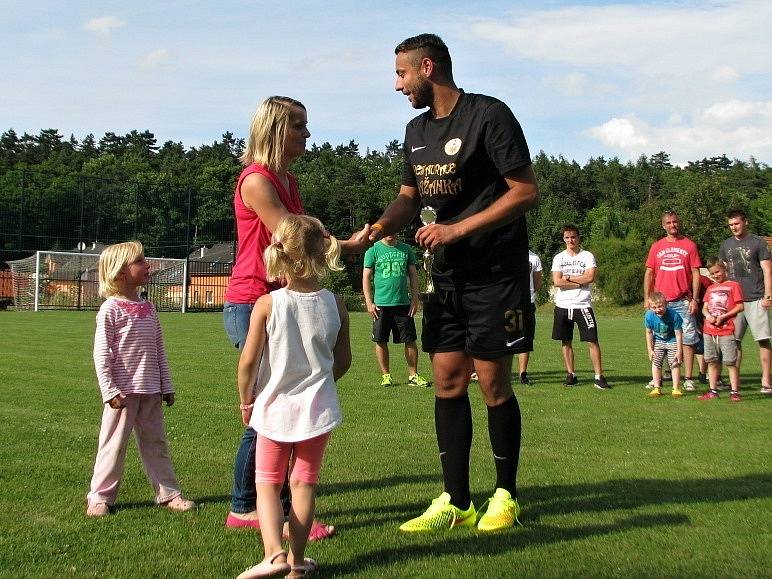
[734,299,771,342]
[703,334,738,365]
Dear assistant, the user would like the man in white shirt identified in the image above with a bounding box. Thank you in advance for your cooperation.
[518,250,542,385]
[551,225,611,389]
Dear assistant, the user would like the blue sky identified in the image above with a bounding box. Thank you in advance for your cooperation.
[2,0,770,165]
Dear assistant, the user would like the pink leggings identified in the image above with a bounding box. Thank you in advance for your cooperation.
[255,432,331,485]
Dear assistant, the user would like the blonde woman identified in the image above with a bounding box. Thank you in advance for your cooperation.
[224,96,366,539]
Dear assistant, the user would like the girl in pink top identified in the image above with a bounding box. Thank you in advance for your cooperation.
[86,241,194,517]
[236,215,351,579]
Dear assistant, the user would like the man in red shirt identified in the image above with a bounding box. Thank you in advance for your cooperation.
[643,211,702,391]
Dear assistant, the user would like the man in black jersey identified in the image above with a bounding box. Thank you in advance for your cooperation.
[366,33,539,532]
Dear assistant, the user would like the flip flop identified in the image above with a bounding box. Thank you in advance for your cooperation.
[281,520,336,542]
[236,551,290,579]
[308,520,336,542]
[226,512,261,529]
[289,557,318,577]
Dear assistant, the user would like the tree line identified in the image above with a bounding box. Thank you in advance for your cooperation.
[1,128,770,305]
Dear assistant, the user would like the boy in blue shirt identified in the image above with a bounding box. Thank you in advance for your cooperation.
[644,291,684,397]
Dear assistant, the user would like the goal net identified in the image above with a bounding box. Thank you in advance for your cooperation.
[9,251,188,312]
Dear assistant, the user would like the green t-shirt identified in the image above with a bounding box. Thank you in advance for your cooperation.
[363,241,417,306]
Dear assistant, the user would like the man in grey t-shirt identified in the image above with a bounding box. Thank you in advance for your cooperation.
[718,209,772,394]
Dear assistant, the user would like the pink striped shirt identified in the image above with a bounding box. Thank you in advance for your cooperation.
[93,297,174,403]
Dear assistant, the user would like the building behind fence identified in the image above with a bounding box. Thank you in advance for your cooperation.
[1,168,235,312]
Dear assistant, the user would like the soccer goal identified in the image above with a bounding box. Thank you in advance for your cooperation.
[9,251,189,312]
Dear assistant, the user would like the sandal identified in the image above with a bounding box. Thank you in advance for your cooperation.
[236,551,290,579]
[289,558,318,577]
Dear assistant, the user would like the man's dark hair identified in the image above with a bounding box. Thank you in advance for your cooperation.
[726,208,747,220]
[395,33,452,78]
[561,224,580,236]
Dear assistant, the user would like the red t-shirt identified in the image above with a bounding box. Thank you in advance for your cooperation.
[703,280,744,336]
[224,164,304,304]
[645,236,702,302]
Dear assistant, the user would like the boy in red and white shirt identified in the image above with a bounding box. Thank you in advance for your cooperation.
[698,259,744,402]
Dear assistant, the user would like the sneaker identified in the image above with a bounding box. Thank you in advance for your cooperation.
[698,372,708,385]
[564,373,578,387]
[729,391,741,402]
[594,375,612,390]
[648,387,662,398]
[683,379,696,392]
[477,488,521,532]
[716,378,731,392]
[164,495,196,512]
[470,372,479,382]
[646,379,656,389]
[697,390,719,401]
[520,372,530,385]
[671,388,683,398]
[380,373,393,387]
[760,386,772,396]
[86,502,109,517]
[408,373,431,388]
[399,492,476,532]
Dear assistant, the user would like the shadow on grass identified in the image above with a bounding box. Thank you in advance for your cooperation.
[323,513,689,576]
[319,472,770,575]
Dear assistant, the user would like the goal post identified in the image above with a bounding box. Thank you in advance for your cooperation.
[9,250,186,311]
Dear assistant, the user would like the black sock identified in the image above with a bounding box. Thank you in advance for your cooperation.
[487,395,521,498]
[435,394,472,509]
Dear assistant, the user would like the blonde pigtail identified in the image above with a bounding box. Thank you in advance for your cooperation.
[324,235,344,273]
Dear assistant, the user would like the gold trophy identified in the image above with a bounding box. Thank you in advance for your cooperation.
[419,206,437,296]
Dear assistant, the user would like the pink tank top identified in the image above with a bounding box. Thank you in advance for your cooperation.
[224,164,304,304]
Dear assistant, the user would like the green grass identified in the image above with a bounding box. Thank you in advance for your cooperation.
[1,308,770,578]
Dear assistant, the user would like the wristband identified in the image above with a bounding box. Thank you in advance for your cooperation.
[239,403,254,411]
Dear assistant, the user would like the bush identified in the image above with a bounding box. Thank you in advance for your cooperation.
[588,237,648,306]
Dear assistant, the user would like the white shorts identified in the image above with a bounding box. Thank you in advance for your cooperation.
[734,299,771,342]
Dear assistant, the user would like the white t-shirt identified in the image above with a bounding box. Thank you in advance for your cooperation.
[249,288,343,442]
[551,249,596,309]
[528,251,543,304]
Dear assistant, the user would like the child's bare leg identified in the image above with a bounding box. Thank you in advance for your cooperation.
[652,364,662,387]
[727,364,740,393]
[708,361,721,390]
[287,480,315,568]
[671,365,681,390]
[257,482,286,561]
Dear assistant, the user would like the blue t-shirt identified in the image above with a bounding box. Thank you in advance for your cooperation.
[644,308,683,343]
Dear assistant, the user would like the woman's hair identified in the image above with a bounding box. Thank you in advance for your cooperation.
[264,215,343,282]
[240,96,306,171]
[98,241,144,297]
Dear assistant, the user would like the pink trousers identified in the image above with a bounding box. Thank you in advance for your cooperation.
[87,394,181,506]
[255,432,331,485]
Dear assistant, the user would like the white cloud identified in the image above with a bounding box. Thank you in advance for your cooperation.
[139,49,170,69]
[470,1,772,75]
[586,99,772,165]
[84,15,125,35]
[711,66,740,83]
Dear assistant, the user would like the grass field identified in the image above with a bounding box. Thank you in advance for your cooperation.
[1,308,770,578]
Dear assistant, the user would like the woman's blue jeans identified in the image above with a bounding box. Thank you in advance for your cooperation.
[224,301,290,515]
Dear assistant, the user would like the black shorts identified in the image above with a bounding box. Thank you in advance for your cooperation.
[551,306,599,342]
[372,304,417,344]
[421,278,534,360]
